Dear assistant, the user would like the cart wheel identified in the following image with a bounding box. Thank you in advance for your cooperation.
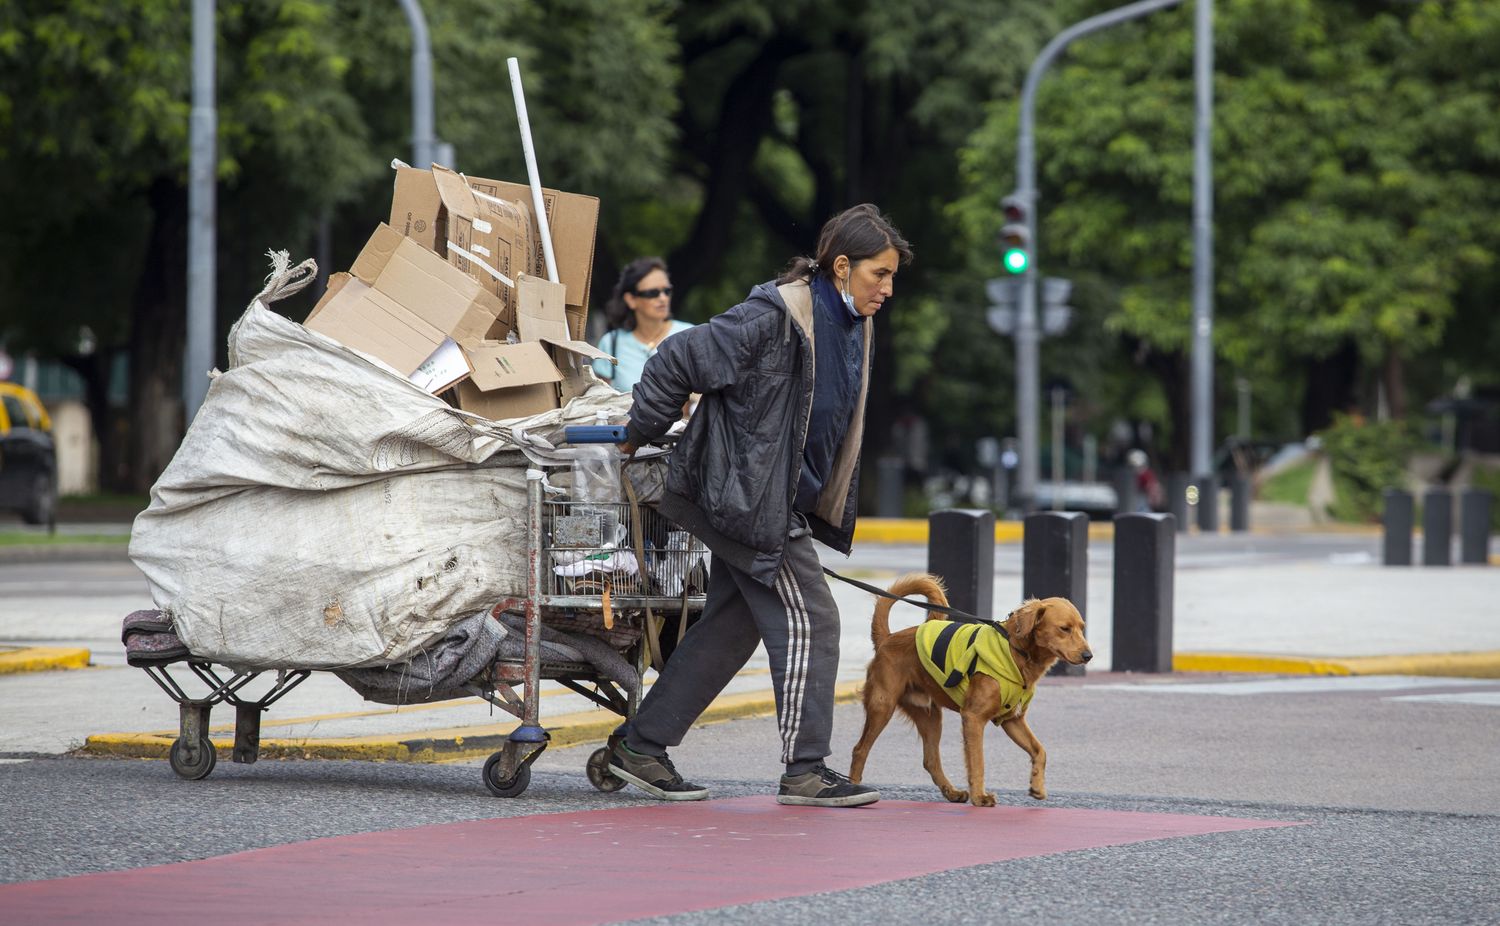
[482,754,531,798]
[586,747,627,793]
[168,736,217,780]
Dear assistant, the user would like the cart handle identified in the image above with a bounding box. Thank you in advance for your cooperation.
[562,424,628,444]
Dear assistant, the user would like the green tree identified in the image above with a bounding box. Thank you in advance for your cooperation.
[627,0,1060,473]
[0,0,678,491]
[953,0,1500,469]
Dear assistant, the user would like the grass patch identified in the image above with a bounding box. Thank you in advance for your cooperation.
[0,532,129,547]
[1258,458,1316,506]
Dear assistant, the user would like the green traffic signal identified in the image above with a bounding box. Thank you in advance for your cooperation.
[1003,247,1029,274]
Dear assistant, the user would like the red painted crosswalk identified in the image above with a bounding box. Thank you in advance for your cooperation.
[1,797,1296,925]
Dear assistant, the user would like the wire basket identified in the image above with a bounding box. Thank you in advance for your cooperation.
[543,499,709,601]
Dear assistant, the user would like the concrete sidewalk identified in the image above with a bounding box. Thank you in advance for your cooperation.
[2,541,1498,765]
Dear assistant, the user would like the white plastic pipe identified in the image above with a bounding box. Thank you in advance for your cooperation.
[506,57,560,284]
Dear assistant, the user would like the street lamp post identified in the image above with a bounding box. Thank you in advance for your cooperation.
[1191,0,1215,478]
[184,0,215,424]
[1012,0,1187,509]
[396,0,436,169]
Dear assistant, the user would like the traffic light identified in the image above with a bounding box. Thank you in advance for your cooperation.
[1041,277,1073,336]
[999,194,1030,275]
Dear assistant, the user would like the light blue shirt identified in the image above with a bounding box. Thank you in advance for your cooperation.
[592,320,694,392]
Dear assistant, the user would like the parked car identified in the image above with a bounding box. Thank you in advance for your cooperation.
[0,383,57,526]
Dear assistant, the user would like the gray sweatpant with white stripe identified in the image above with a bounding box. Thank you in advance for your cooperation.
[622,529,839,776]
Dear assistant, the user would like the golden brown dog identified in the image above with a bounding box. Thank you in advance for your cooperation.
[849,573,1091,806]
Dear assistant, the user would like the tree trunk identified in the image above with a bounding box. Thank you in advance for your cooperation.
[667,36,808,304]
[1381,346,1407,421]
[1142,348,1190,473]
[1300,340,1360,436]
[126,177,189,493]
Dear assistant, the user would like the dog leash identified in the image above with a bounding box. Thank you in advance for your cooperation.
[820,566,1011,639]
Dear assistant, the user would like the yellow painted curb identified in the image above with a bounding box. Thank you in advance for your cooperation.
[0,646,90,675]
[80,681,866,764]
[1175,650,1500,679]
[853,519,1091,545]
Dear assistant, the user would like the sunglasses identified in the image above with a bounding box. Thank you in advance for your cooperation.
[632,286,673,299]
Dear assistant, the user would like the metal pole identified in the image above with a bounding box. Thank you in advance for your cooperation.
[1050,387,1064,510]
[396,0,436,169]
[1015,0,1185,508]
[507,58,560,285]
[1190,0,1214,475]
[1236,376,1250,439]
[184,0,216,424]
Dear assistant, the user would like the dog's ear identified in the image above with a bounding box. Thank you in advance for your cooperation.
[1007,599,1042,640]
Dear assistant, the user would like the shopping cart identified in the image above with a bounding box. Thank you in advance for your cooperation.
[126,427,709,798]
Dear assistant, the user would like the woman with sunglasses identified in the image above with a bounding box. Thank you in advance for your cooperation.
[592,257,693,392]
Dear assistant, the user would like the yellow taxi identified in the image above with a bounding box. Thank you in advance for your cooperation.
[0,382,57,525]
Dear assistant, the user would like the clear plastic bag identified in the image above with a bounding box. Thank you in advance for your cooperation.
[572,443,622,505]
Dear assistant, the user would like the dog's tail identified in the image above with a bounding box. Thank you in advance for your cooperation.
[872,573,950,648]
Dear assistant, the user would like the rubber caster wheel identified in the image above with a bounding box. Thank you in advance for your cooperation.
[587,747,626,793]
[483,754,531,798]
[169,736,217,780]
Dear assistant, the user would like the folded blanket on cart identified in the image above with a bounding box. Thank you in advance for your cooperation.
[493,610,640,701]
[334,610,506,705]
[336,610,639,705]
[122,610,190,667]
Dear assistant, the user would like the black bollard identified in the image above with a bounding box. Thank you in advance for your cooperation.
[1023,511,1088,676]
[1230,475,1251,532]
[927,509,995,621]
[1169,472,1192,534]
[1195,474,1219,533]
[1113,467,1137,516]
[876,457,904,518]
[1382,489,1414,566]
[1112,513,1175,672]
[1460,488,1493,566]
[1423,487,1452,566]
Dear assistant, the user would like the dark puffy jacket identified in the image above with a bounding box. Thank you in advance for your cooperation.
[625,278,872,587]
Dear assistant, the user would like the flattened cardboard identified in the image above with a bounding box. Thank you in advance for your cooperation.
[388,168,445,253]
[514,275,613,363]
[389,165,598,314]
[460,340,562,391]
[431,165,532,330]
[454,339,561,421]
[304,223,502,386]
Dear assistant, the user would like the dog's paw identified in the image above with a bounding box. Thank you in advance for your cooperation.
[971,791,996,807]
[941,788,968,804]
[1029,785,1047,800]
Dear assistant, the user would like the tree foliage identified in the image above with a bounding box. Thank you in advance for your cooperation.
[954,0,1500,467]
[0,0,677,490]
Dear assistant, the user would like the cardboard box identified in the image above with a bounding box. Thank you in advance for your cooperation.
[306,223,503,390]
[448,277,614,421]
[389,165,599,326]
[430,165,534,331]
[453,340,562,420]
[388,167,445,254]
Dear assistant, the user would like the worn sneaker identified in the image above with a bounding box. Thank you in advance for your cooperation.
[777,763,880,807]
[607,742,710,801]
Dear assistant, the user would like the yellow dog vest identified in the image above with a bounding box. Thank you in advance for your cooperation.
[915,620,1034,718]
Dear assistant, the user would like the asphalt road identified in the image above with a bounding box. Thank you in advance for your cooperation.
[4,533,1499,923]
[4,670,1499,923]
